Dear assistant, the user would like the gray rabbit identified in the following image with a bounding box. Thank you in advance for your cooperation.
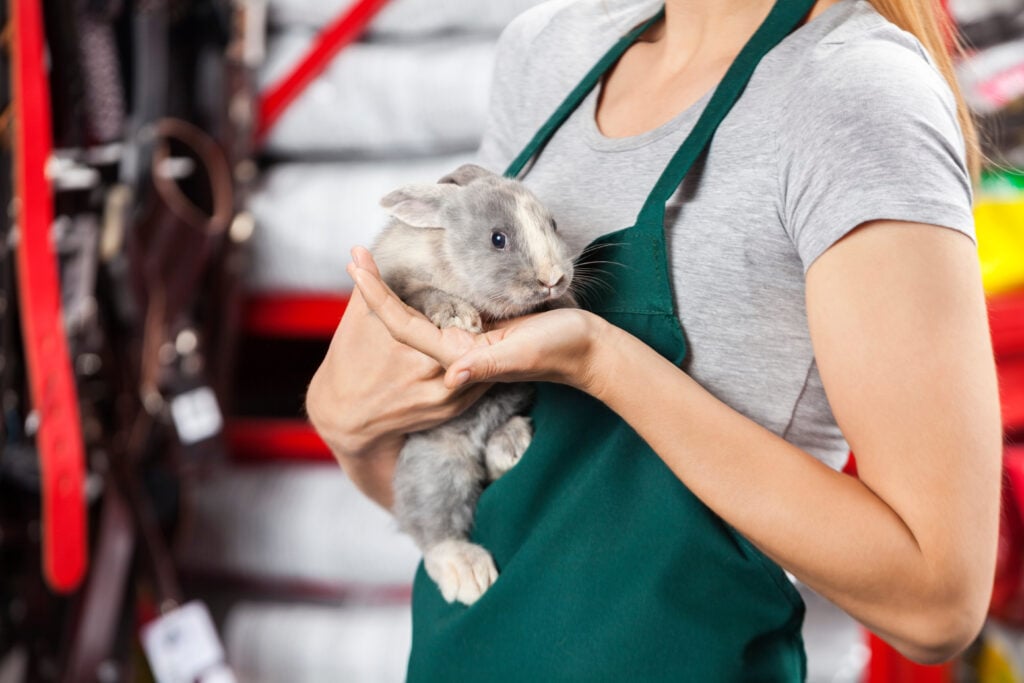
[372,163,575,605]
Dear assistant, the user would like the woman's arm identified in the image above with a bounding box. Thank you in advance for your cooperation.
[585,220,1001,663]
[350,220,1002,663]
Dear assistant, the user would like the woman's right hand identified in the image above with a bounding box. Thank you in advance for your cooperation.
[305,254,492,509]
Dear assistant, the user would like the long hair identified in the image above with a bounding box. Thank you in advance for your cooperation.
[866,0,983,185]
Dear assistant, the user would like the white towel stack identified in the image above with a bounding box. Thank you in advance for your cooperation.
[247,154,473,291]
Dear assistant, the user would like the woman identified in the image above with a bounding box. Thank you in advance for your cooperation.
[306,0,1002,679]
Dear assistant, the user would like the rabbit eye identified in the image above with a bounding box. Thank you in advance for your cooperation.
[491,231,508,250]
[551,220,558,232]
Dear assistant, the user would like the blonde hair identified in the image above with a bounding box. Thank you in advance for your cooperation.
[866,0,983,185]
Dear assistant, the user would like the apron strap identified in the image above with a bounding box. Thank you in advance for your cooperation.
[504,8,665,179]
[636,0,817,226]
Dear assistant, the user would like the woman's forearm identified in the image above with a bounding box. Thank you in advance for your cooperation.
[584,318,988,663]
[328,435,402,510]
[306,378,401,509]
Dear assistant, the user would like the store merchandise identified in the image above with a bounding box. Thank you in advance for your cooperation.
[976,173,1024,295]
[951,0,1024,167]
[225,603,412,683]
[246,154,472,292]
[971,621,1024,681]
[949,0,1024,50]
[178,464,420,587]
[266,0,545,35]
[260,34,493,157]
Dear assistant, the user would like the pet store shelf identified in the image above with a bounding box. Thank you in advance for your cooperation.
[867,632,955,683]
[989,289,1024,358]
[1000,360,1024,433]
[242,293,349,338]
[226,419,333,462]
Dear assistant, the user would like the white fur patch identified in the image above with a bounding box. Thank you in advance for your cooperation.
[423,539,499,605]
[515,196,563,287]
[485,416,533,480]
[428,298,483,333]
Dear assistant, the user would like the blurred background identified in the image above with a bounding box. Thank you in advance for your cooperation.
[0,0,1023,681]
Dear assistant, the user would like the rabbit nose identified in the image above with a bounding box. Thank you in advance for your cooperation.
[538,273,565,289]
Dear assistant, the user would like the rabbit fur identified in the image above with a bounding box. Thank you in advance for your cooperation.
[372,163,574,605]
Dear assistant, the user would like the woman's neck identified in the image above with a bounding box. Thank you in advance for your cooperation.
[651,0,840,73]
[593,0,841,138]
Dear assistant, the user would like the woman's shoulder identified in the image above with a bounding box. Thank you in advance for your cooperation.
[768,0,974,272]
[774,0,959,120]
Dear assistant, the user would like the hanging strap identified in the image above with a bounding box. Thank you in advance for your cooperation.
[12,0,89,593]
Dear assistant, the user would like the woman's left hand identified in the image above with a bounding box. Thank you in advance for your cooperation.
[348,246,607,393]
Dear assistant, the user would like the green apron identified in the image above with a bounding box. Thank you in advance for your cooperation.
[408,1,815,679]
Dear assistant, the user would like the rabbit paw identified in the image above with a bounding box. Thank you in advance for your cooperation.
[426,299,483,333]
[485,416,532,480]
[423,540,498,605]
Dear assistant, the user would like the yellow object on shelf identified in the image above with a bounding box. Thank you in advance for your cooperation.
[976,198,1024,296]
[975,172,1024,296]
[976,622,1024,683]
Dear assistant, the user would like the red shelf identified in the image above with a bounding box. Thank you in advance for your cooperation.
[989,290,1024,360]
[226,419,334,462]
[867,632,955,683]
[1000,358,1024,433]
[242,293,349,338]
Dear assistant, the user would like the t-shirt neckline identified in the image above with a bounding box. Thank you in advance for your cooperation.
[581,0,859,153]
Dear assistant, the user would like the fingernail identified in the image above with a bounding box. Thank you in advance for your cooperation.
[453,370,471,387]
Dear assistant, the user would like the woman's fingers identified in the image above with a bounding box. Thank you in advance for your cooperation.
[351,245,381,277]
[445,309,600,389]
[348,254,469,368]
[443,332,515,387]
[445,350,494,388]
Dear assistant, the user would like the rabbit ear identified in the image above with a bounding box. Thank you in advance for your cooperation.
[380,184,456,228]
[438,163,495,186]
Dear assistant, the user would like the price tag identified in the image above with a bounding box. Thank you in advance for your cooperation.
[170,387,223,445]
[141,601,236,683]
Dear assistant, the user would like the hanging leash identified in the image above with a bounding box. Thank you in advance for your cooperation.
[10,0,88,594]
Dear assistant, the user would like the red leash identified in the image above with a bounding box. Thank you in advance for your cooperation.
[11,0,88,592]
[255,0,390,143]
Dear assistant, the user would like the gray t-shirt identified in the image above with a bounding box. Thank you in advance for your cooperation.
[474,0,976,470]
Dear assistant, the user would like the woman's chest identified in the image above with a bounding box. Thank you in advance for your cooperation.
[516,98,805,298]
[516,103,817,435]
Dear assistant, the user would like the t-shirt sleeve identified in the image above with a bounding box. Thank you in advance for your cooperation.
[776,38,977,274]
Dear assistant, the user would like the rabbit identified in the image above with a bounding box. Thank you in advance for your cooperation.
[372,163,575,606]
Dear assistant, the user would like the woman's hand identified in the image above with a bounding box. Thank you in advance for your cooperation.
[347,246,608,394]
[305,250,492,508]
